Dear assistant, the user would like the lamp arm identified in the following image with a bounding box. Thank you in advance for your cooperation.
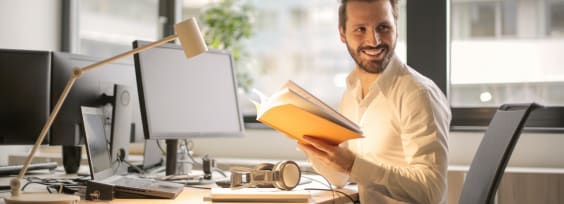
[10,34,179,196]
[82,34,178,73]
[11,73,79,196]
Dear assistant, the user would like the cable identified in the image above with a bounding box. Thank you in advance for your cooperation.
[212,168,227,178]
[156,139,166,156]
[185,185,212,190]
[184,139,201,166]
[121,158,144,174]
[301,170,336,204]
[300,171,359,204]
[21,177,78,194]
[113,151,144,174]
[305,188,357,203]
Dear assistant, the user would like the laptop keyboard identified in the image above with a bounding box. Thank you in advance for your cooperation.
[112,177,156,188]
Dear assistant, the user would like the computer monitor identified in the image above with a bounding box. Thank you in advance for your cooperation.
[133,40,244,175]
[0,49,51,145]
[111,84,133,174]
[50,52,145,145]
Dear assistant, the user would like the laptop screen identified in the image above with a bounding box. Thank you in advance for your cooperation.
[81,106,113,180]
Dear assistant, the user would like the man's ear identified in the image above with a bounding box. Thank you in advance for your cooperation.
[339,26,346,43]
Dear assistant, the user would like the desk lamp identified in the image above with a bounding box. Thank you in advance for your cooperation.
[4,17,208,204]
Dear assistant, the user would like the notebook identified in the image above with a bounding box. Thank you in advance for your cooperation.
[209,187,311,203]
[81,106,184,199]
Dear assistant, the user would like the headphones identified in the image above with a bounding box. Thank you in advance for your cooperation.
[229,160,301,190]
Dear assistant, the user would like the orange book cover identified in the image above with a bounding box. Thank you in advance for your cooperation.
[252,81,363,145]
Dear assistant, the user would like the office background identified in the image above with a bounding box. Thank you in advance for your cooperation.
[1,0,563,173]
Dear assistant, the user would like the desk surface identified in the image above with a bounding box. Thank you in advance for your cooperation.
[0,172,358,204]
[79,186,358,204]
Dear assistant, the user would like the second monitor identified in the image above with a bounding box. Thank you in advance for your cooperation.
[133,40,245,175]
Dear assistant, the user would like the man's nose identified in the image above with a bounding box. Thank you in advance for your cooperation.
[365,30,382,46]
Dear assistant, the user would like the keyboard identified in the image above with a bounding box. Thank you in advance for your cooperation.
[111,177,156,187]
[0,162,58,176]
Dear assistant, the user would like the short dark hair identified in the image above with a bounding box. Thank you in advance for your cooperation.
[338,0,399,31]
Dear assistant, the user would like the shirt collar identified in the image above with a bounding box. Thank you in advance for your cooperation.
[345,54,404,98]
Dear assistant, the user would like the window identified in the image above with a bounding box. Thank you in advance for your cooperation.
[450,0,564,129]
[76,0,160,58]
[183,0,406,115]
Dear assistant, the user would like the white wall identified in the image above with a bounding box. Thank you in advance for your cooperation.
[0,0,61,50]
[0,0,61,165]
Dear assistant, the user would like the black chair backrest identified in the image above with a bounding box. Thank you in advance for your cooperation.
[459,103,540,204]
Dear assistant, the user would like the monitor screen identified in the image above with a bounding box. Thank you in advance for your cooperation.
[81,106,113,180]
[0,49,51,145]
[50,52,145,145]
[133,41,244,140]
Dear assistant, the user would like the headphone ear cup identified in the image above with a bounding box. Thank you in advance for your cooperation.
[254,163,275,188]
[272,161,301,190]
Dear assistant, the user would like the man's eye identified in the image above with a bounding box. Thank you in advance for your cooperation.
[378,25,390,32]
[354,27,366,33]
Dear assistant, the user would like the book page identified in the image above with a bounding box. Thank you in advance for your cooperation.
[281,81,361,133]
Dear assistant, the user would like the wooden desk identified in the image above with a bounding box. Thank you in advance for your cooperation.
[79,186,358,204]
[0,173,358,204]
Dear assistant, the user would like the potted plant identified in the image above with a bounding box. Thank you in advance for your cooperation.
[199,0,255,92]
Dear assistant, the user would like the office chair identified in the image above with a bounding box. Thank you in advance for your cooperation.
[458,103,540,204]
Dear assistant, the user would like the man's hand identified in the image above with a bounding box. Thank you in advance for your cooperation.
[298,135,356,175]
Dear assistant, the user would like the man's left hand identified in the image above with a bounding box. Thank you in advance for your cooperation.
[298,135,356,175]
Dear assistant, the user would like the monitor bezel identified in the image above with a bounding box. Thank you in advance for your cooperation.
[0,49,51,145]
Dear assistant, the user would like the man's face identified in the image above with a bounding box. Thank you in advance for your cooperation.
[340,0,398,74]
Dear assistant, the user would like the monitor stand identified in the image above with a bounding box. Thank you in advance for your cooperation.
[162,140,217,185]
[165,139,178,176]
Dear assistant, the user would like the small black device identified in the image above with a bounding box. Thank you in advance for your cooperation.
[85,181,114,201]
[202,155,214,180]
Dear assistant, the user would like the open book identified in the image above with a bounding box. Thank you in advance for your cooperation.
[251,80,363,145]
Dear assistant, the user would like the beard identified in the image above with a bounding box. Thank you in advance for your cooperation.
[346,41,396,74]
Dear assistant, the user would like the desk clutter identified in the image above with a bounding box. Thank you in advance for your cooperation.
[0,158,358,203]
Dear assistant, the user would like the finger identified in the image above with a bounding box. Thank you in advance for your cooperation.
[298,143,327,158]
[303,137,335,154]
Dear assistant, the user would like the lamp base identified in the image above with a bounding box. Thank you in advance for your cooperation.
[4,193,80,204]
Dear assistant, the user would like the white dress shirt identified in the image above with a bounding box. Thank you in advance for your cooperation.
[309,55,451,204]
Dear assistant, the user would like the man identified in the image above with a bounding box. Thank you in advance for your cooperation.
[297,0,451,203]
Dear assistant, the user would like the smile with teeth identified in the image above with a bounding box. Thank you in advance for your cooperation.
[362,48,385,56]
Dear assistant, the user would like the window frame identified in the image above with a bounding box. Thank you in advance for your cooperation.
[409,0,564,132]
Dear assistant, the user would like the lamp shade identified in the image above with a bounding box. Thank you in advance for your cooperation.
[175,18,208,58]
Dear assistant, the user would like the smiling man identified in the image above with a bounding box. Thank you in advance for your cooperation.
[297,0,451,203]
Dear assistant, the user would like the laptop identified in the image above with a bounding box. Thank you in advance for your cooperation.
[81,106,184,199]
